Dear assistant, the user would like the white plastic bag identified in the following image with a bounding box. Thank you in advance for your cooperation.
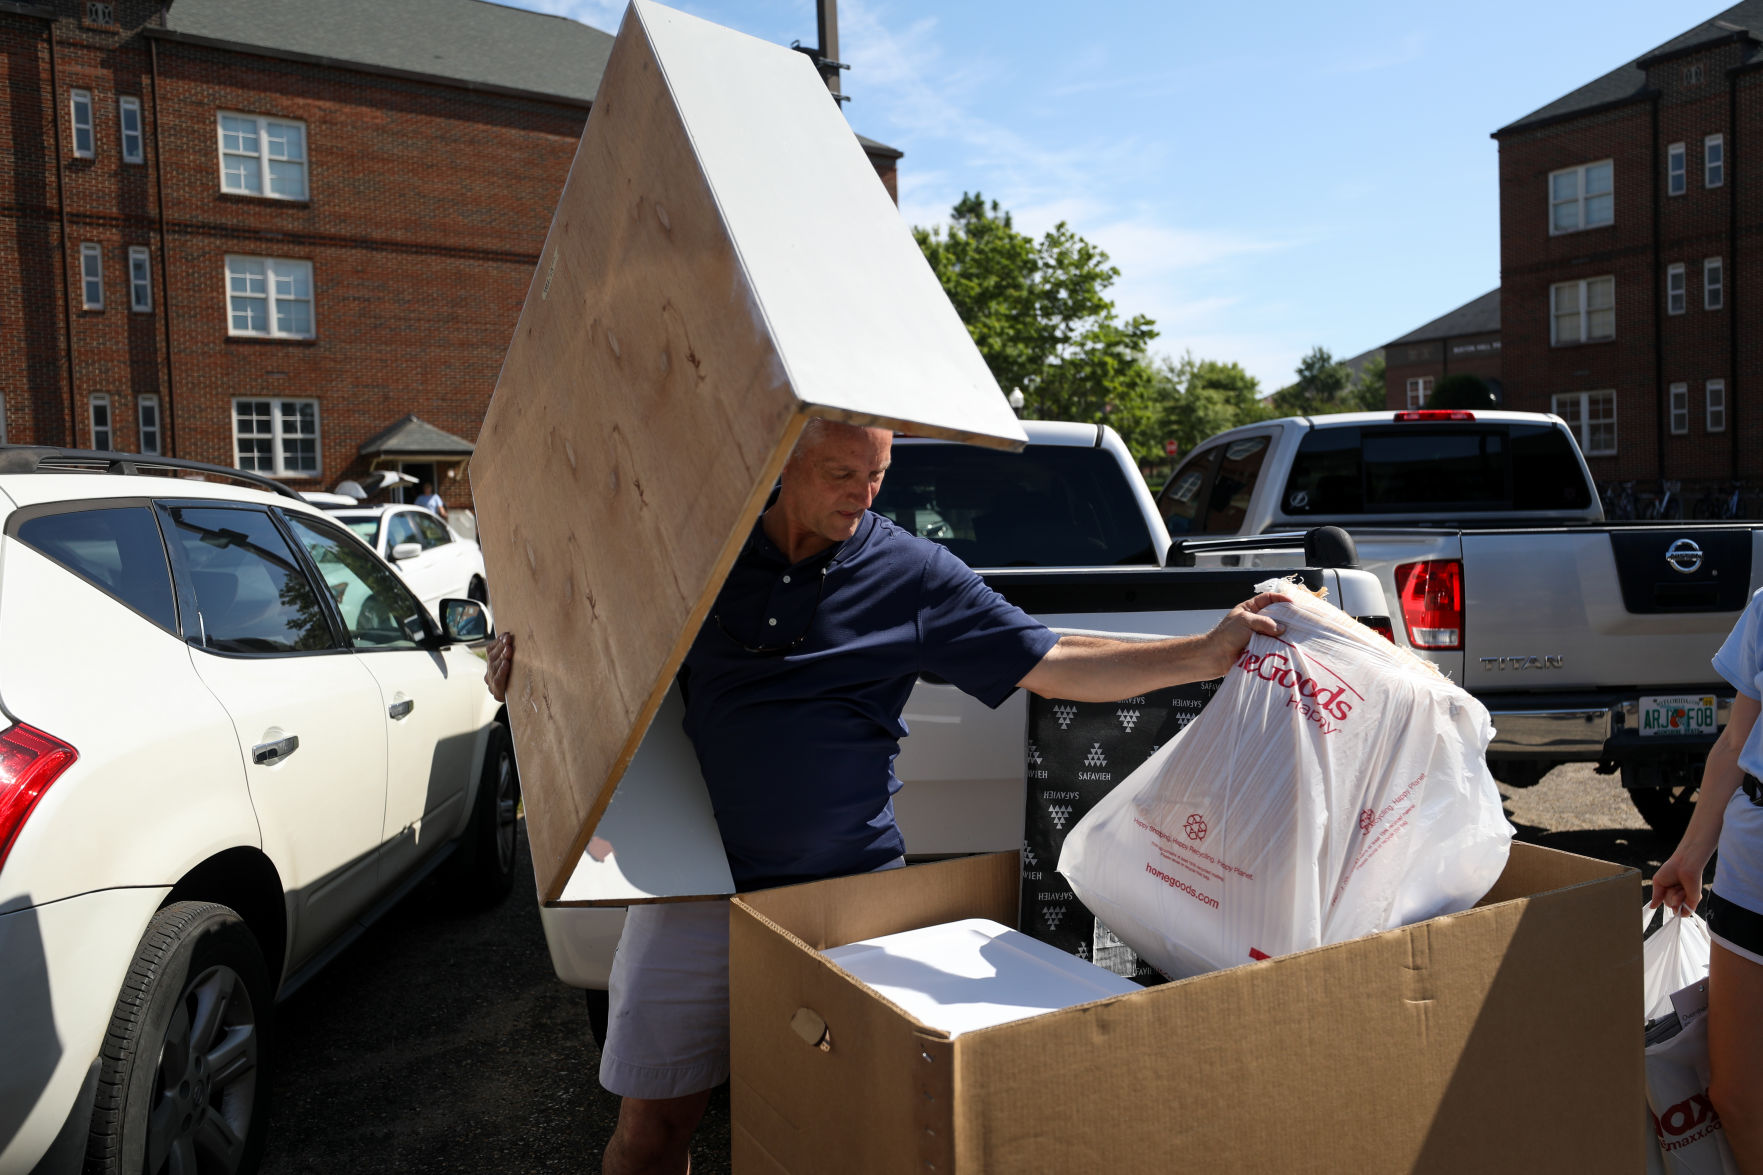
[1644,904,1712,1024]
[1056,584,1514,979]
[1642,907,1739,1174]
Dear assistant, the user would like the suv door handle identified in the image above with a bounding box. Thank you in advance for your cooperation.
[388,698,414,720]
[253,734,300,765]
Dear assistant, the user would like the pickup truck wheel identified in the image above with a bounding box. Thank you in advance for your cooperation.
[452,721,519,907]
[86,901,272,1175]
[1626,784,1698,839]
[1623,760,1699,839]
[1489,760,1549,789]
[585,988,610,1050]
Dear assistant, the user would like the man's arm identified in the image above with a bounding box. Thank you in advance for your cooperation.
[1016,591,1288,703]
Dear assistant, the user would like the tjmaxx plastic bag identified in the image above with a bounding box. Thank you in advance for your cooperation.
[1642,906,1739,1175]
[1057,583,1514,980]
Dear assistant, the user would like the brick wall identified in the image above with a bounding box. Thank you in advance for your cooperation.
[1496,38,1762,495]
[1,4,903,508]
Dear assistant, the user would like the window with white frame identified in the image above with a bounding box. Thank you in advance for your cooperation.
[79,243,103,310]
[217,112,308,199]
[1706,134,1725,188]
[118,96,143,164]
[1549,161,1613,233]
[1708,380,1727,433]
[89,393,111,450]
[1553,390,1617,456]
[225,256,313,338]
[1405,377,1432,408]
[233,398,319,476]
[1706,257,1724,310]
[1550,276,1615,344]
[128,246,151,312]
[138,393,161,455]
[70,89,93,159]
[1668,142,1687,196]
[1668,264,1687,315]
[1669,382,1689,434]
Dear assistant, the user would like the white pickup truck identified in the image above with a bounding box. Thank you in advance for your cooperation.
[538,421,1389,1032]
[1156,408,1763,835]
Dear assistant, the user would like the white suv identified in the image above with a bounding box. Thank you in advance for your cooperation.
[0,449,515,1175]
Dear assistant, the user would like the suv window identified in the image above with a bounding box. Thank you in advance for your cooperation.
[14,505,177,632]
[413,513,451,549]
[162,506,336,654]
[872,443,1157,567]
[284,514,427,649]
[1282,423,1592,516]
[386,511,420,550]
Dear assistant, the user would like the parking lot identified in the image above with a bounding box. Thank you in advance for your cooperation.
[257,760,1669,1174]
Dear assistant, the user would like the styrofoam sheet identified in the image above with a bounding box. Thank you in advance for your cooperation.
[822,917,1140,1037]
[552,685,733,904]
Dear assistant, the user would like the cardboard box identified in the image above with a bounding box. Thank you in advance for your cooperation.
[730,844,1644,1174]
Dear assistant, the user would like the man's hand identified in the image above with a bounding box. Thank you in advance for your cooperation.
[484,632,515,702]
[1017,591,1289,703]
[1649,853,1707,916]
[1196,590,1289,679]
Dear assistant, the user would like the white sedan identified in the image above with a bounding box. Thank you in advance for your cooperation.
[328,504,489,619]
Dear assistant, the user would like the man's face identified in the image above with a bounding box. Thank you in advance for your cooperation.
[777,424,892,549]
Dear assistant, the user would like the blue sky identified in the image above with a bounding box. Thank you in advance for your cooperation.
[506,0,1705,390]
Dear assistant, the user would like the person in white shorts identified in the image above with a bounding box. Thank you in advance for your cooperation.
[1652,586,1763,1171]
[486,419,1286,1174]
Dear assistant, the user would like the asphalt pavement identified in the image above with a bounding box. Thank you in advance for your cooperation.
[258,761,1675,1174]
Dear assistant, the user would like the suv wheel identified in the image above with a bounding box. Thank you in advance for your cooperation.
[87,901,272,1175]
[451,721,519,906]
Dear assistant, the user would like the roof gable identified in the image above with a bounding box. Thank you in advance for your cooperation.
[1386,288,1500,347]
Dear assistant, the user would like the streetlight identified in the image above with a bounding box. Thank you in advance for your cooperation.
[1007,387,1024,416]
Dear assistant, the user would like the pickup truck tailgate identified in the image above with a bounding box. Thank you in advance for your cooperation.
[1461,526,1760,690]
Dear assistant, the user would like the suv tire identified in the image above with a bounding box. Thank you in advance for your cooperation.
[86,901,272,1175]
[451,721,519,906]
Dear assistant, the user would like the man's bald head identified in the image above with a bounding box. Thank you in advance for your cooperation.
[789,417,893,464]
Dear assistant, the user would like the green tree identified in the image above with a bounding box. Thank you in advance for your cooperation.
[1149,352,1273,456]
[1431,372,1495,409]
[1350,352,1387,411]
[1271,346,1356,416]
[915,193,1162,456]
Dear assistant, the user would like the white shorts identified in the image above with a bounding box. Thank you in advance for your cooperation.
[598,858,906,1100]
[599,899,733,1100]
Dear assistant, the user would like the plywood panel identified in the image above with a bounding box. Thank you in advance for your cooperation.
[471,0,1029,902]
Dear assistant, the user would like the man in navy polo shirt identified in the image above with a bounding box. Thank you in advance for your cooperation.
[485,419,1283,1174]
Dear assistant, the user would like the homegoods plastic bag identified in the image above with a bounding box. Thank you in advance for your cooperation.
[1057,582,1514,979]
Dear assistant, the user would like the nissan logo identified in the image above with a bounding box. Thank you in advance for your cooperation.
[1666,538,1703,575]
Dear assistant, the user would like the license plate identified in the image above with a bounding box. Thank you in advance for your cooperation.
[1637,694,1719,737]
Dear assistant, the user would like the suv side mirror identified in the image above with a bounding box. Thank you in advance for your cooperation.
[439,597,493,644]
[390,541,422,562]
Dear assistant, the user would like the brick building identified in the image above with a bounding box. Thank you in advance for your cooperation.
[0,0,901,507]
[1382,289,1501,409]
[1492,3,1763,494]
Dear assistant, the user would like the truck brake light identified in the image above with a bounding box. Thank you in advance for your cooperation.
[1358,616,1397,643]
[1393,410,1476,422]
[0,723,78,873]
[1393,560,1463,650]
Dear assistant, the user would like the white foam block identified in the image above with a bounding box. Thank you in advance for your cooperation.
[822,917,1141,1038]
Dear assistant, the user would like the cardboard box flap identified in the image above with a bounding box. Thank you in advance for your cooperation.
[470,0,1027,901]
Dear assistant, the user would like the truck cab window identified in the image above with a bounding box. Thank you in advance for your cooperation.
[1157,448,1219,535]
[1200,436,1270,535]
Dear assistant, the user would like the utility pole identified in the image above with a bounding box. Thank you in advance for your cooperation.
[794,0,850,103]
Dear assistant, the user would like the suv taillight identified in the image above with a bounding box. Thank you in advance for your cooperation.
[0,723,78,872]
[1393,560,1463,650]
